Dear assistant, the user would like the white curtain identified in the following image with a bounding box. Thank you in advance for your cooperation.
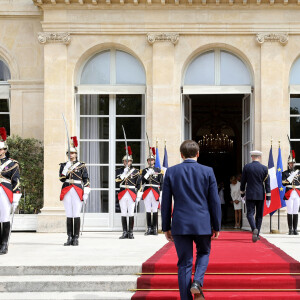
[80,95,102,213]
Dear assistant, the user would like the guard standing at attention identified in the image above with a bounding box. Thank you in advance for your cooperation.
[138,147,163,235]
[59,136,90,246]
[240,150,271,243]
[115,146,141,239]
[0,127,21,255]
[282,151,300,235]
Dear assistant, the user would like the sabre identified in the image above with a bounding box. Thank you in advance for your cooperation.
[122,125,129,167]
[8,206,15,247]
[81,201,86,236]
[146,132,153,169]
[62,113,71,161]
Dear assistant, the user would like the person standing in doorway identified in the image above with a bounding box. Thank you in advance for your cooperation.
[162,140,221,300]
[230,176,242,229]
[282,153,300,235]
[139,148,163,236]
[59,136,90,246]
[240,150,271,242]
[0,127,21,255]
[115,147,141,239]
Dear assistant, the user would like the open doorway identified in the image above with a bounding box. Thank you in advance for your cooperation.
[185,94,248,228]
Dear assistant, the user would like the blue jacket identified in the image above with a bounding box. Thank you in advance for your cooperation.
[161,159,221,235]
[240,161,271,201]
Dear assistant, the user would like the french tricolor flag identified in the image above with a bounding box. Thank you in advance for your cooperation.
[263,146,282,216]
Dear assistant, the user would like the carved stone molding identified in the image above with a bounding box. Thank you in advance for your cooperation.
[147,33,179,45]
[38,32,71,45]
[256,33,288,45]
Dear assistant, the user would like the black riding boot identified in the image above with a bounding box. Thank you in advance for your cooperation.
[128,216,134,239]
[152,212,158,235]
[288,214,293,235]
[72,217,80,246]
[0,222,10,255]
[145,213,152,236]
[64,218,73,246]
[119,217,128,239]
[293,214,299,235]
[0,223,2,245]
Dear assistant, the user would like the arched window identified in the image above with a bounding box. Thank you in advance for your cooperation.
[0,59,10,135]
[184,50,251,86]
[77,49,146,230]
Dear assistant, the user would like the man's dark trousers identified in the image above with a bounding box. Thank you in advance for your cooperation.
[173,235,211,300]
[246,199,264,234]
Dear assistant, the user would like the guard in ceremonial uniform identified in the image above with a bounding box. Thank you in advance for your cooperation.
[115,146,141,239]
[139,148,164,235]
[282,153,300,235]
[59,136,90,246]
[0,128,21,255]
[240,150,271,242]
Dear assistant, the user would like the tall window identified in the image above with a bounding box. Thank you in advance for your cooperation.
[0,59,11,134]
[77,50,146,217]
[290,95,300,166]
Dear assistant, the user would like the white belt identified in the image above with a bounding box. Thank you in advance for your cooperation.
[66,179,82,184]
[145,184,160,188]
[120,185,136,189]
[286,185,300,188]
[0,178,11,184]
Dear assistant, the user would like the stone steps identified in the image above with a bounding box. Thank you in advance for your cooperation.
[0,275,137,293]
[0,292,132,300]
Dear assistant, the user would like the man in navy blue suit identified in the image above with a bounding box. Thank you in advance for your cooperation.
[240,150,271,242]
[161,140,221,300]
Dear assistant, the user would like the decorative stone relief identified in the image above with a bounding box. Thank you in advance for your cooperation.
[38,32,71,45]
[256,33,288,45]
[147,33,179,45]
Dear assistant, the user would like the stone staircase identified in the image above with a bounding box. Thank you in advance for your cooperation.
[0,265,137,300]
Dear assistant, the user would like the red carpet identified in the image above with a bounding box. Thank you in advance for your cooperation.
[131,232,300,299]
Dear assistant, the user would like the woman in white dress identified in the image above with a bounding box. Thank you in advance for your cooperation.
[230,176,242,228]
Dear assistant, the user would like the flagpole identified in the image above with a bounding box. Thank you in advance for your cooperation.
[270,138,272,234]
[278,140,280,232]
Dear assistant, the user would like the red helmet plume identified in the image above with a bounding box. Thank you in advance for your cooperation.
[292,150,296,159]
[125,146,132,156]
[71,136,78,148]
[0,127,7,142]
[151,147,156,155]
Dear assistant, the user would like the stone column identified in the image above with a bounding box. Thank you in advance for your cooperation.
[147,33,181,166]
[37,32,71,232]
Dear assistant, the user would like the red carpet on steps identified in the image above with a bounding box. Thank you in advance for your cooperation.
[131,231,300,299]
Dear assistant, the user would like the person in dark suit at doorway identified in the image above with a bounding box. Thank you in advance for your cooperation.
[240,150,271,242]
[161,140,221,300]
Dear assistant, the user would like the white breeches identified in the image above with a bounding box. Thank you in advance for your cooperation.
[144,191,159,213]
[286,190,300,214]
[63,187,82,218]
[0,187,11,222]
[119,191,135,217]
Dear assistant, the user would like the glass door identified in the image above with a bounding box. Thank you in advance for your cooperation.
[182,94,192,141]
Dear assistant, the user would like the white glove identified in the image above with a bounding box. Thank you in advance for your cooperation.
[12,193,22,211]
[120,167,130,180]
[83,194,88,204]
[136,191,143,203]
[266,200,271,208]
[84,187,91,195]
[159,191,162,204]
[287,169,299,183]
[241,196,245,204]
[62,161,72,176]
[144,168,154,179]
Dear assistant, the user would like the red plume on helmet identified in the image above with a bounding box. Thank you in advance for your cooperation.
[71,136,78,148]
[151,147,156,155]
[125,146,132,156]
[292,150,296,159]
[0,127,7,142]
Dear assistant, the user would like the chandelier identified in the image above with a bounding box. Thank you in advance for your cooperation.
[198,134,234,153]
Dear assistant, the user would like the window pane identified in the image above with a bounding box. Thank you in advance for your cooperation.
[0,60,11,81]
[290,96,300,115]
[291,117,300,139]
[85,190,108,213]
[80,51,110,84]
[116,95,143,115]
[116,141,142,164]
[116,117,142,139]
[87,166,109,189]
[80,142,109,164]
[243,120,250,143]
[0,114,9,135]
[116,50,146,85]
[244,97,250,119]
[220,51,251,85]
[80,117,109,139]
[0,99,9,112]
[291,142,300,162]
[290,59,300,85]
[80,95,109,115]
